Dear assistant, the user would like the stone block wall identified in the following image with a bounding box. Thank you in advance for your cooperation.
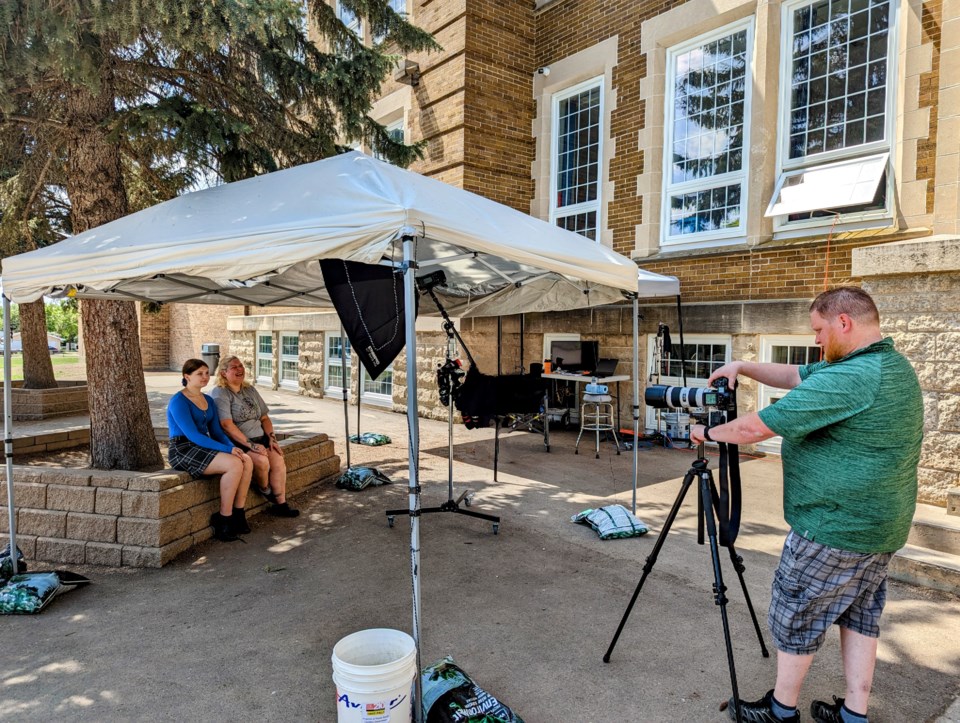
[1,431,340,568]
[4,381,89,421]
[854,236,960,506]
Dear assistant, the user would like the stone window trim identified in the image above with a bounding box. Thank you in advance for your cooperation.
[531,36,618,249]
[770,0,901,233]
[661,17,756,249]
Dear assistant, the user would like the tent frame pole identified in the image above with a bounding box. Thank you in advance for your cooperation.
[632,294,640,515]
[401,236,424,723]
[3,296,18,567]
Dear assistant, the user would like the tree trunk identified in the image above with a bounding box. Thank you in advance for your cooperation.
[19,300,58,389]
[65,77,162,470]
[81,298,163,469]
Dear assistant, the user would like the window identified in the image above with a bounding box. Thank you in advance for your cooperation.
[325,332,352,395]
[280,334,300,390]
[338,0,362,37]
[771,0,897,227]
[645,335,730,430]
[256,333,273,386]
[374,120,404,162]
[663,20,753,246]
[374,0,406,44]
[551,79,603,241]
[756,336,823,452]
[362,364,394,406]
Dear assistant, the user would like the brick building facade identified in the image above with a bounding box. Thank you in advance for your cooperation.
[148,0,960,480]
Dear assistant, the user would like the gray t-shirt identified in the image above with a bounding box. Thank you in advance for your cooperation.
[210,385,269,440]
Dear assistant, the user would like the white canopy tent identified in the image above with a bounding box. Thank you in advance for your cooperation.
[1,152,678,717]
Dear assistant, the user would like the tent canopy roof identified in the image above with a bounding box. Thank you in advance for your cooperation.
[1,152,678,316]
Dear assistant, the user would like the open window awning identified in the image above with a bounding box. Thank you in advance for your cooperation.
[1,152,678,314]
[765,152,889,218]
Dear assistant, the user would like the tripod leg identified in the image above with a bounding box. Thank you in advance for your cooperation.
[698,472,743,723]
[726,544,770,658]
[603,468,697,663]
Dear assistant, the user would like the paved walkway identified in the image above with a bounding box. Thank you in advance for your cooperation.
[3,372,959,721]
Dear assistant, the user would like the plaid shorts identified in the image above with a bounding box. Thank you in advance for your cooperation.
[768,530,893,655]
[168,436,220,479]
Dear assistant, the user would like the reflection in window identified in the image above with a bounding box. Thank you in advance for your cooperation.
[552,81,602,241]
[664,22,752,243]
[787,0,890,160]
[659,343,729,380]
[771,344,822,365]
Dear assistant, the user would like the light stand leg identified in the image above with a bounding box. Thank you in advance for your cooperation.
[3,296,18,576]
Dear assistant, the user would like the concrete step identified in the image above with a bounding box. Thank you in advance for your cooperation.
[908,502,960,555]
[890,544,960,595]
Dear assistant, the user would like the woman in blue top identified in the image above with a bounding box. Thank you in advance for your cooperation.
[167,358,253,541]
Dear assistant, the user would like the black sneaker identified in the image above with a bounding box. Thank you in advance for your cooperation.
[728,690,800,723]
[811,696,864,723]
[267,502,301,518]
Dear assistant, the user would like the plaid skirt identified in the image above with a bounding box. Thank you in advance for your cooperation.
[168,436,220,479]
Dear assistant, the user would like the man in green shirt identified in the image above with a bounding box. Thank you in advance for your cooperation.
[689,287,922,723]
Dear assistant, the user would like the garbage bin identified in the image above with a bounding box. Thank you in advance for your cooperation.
[201,343,221,374]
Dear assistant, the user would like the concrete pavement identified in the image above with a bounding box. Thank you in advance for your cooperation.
[2,372,959,721]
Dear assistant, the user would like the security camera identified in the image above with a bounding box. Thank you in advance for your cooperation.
[536,66,550,76]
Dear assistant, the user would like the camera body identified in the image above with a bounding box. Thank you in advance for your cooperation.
[644,377,736,413]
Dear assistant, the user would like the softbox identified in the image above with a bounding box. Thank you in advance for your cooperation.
[320,259,413,379]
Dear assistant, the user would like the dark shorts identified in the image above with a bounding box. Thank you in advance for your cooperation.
[168,436,220,479]
[768,530,893,655]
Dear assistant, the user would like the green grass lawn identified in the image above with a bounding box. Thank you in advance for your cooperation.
[0,352,85,381]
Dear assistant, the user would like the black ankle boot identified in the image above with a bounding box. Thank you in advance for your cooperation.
[210,512,239,542]
[232,507,251,535]
[267,501,301,518]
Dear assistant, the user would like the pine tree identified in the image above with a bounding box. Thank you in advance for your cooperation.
[0,1,437,469]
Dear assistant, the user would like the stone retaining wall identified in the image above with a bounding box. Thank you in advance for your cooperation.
[2,381,89,421]
[853,236,960,507]
[1,431,340,567]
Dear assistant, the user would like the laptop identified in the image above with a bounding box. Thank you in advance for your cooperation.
[592,358,619,377]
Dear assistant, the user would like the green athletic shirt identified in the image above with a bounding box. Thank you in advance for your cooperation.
[757,337,922,553]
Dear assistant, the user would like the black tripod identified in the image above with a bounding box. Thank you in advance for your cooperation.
[386,289,500,533]
[602,442,769,722]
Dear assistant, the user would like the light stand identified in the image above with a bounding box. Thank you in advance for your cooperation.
[386,285,500,534]
[602,436,769,723]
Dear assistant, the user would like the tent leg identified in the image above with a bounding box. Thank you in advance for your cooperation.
[340,323,351,471]
[3,296,18,567]
[402,236,424,723]
[632,294,640,516]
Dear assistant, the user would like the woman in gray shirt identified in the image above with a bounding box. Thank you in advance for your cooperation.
[211,355,300,518]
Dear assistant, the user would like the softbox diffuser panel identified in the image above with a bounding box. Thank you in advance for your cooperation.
[320,259,413,379]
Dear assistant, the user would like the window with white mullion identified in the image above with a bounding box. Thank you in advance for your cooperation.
[781,0,894,168]
[770,0,897,228]
[324,332,352,395]
[551,79,603,242]
[662,20,753,245]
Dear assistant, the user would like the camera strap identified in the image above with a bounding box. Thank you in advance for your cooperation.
[712,407,742,547]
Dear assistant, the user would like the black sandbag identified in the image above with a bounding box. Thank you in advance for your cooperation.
[335,466,392,491]
[421,656,524,723]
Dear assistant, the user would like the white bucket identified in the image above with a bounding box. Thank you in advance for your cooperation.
[332,628,417,723]
[663,412,691,439]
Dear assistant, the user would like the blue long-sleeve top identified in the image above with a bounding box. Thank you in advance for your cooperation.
[167,392,235,454]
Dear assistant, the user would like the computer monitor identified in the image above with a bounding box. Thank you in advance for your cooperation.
[550,339,599,372]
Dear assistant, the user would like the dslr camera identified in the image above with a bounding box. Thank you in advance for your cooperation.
[644,377,735,412]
